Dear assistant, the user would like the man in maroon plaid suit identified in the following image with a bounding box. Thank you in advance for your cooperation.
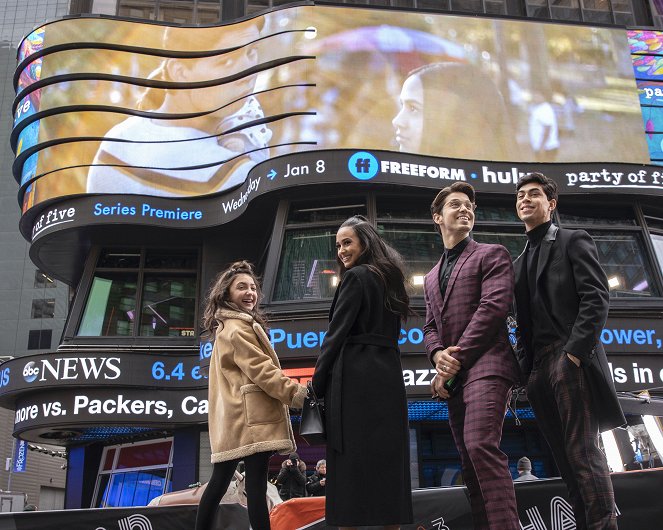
[424,182,520,530]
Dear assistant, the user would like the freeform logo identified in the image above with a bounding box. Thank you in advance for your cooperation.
[348,151,379,180]
[23,361,39,383]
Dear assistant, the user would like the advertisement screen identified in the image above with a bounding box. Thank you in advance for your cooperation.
[13,5,649,213]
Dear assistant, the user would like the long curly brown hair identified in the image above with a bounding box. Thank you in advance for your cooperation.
[201,260,268,336]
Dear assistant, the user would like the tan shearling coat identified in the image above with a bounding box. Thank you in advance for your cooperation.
[208,309,306,463]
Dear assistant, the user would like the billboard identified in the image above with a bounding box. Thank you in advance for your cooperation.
[13,5,650,214]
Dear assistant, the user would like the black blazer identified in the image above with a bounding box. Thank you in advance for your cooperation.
[513,224,626,432]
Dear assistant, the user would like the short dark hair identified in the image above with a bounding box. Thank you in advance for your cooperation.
[430,182,476,235]
[430,182,476,216]
[516,172,558,202]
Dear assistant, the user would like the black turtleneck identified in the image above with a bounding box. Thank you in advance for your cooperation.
[439,237,470,298]
[525,220,558,356]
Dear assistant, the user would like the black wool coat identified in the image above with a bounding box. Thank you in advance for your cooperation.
[312,265,413,527]
[513,224,626,432]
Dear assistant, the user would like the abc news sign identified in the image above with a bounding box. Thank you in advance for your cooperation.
[0,351,205,401]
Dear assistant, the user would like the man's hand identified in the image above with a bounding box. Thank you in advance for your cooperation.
[320,478,326,486]
[432,346,462,381]
[431,374,450,400]
[566,352,581,367]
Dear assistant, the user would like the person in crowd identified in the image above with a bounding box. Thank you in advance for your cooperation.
[312,215,413,530]
[87,18,271,197]
[424,182,520,530]
[513,172,625,529]
[306,459,327,497]
[514,457,538,482]
[528,89,559,162]
[392,62,514,161]
[195,261,307,530]
[276,452,307,500]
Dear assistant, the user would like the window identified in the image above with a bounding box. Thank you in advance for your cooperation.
[32,299,55,319]
[273,199,366,302]
[28,329,52,350]
[93,440,173,508]
[78,249,198,337]
[644,215,663,277]
[558,205,660,298]
[34,270,56,288]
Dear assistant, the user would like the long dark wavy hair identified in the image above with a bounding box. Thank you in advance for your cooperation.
[201,260,268,335]
[337,216,412,320]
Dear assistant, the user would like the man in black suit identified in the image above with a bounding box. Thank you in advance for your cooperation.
[513,172,625,530]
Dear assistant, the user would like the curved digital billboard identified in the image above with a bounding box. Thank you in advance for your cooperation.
[13,5,651,215]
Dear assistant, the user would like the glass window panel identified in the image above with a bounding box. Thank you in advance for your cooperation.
[377,196,432,221]
[31,299,55,318]
[97,250,140,269]
[287,200,366,224]
[551,5,582,19]
[246,0,269,15]
[28,329,52,350]
[103,448,116,471]
[581,8,613,22]
[379,223,442,296]
[590,232,658,297]
[274,228,338,301]
[557,206,636,226]
[613,11,634,23]
[117,0,156,19]
[485,1,507,14]
[580,0,610,9]
[650,233,663,274]
[158,0,195,24]
[196,0,221,23]
[418,0,451,9]
[526,3,551,17]
[145,250,197,270]
[139,276,196,337]
[93,474,111,508]
[474,204,521,223]
[472,231,528,260]
[117,441,172,469]
[78,274,137,336]
[450,0,483,11]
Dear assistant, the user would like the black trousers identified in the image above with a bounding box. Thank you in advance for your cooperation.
[528,349,617,530]
[194,451,271,530]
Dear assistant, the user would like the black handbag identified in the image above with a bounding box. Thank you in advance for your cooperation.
[300,381,326,445]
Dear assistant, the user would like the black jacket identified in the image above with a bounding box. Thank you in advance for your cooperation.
[276,462,306,500]
[306,472,326,496]
[513,224,626,431]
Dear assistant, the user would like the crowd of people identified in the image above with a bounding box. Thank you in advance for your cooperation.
[195,172,624,530]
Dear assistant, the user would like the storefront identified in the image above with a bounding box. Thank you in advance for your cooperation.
[4,2,663,508]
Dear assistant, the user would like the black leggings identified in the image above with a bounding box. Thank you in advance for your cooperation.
[194,451,271,530]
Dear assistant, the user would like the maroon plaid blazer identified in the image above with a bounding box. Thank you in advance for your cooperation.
[423,239,519,386]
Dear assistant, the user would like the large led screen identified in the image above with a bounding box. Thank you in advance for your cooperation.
[13,5,649,212]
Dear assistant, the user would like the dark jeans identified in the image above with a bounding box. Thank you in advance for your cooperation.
[195,451,271,530]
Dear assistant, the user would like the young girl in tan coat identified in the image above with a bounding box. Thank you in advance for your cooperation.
[195,261,307,530]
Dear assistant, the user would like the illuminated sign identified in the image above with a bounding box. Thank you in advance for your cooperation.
[24,150,663,241]
[13,5,651,216]
[12,387,209,439]
[13,439,28,473]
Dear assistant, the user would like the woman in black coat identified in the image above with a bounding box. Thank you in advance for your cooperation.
[312,215,413,529]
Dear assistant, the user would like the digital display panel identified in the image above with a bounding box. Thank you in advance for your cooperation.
[13,5,649,214]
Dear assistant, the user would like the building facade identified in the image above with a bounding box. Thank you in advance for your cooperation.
[0,0,71,511]
[2,0,663,510]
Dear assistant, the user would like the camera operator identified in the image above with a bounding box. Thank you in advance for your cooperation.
[276,452,307,500]
[306,459,326,497]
